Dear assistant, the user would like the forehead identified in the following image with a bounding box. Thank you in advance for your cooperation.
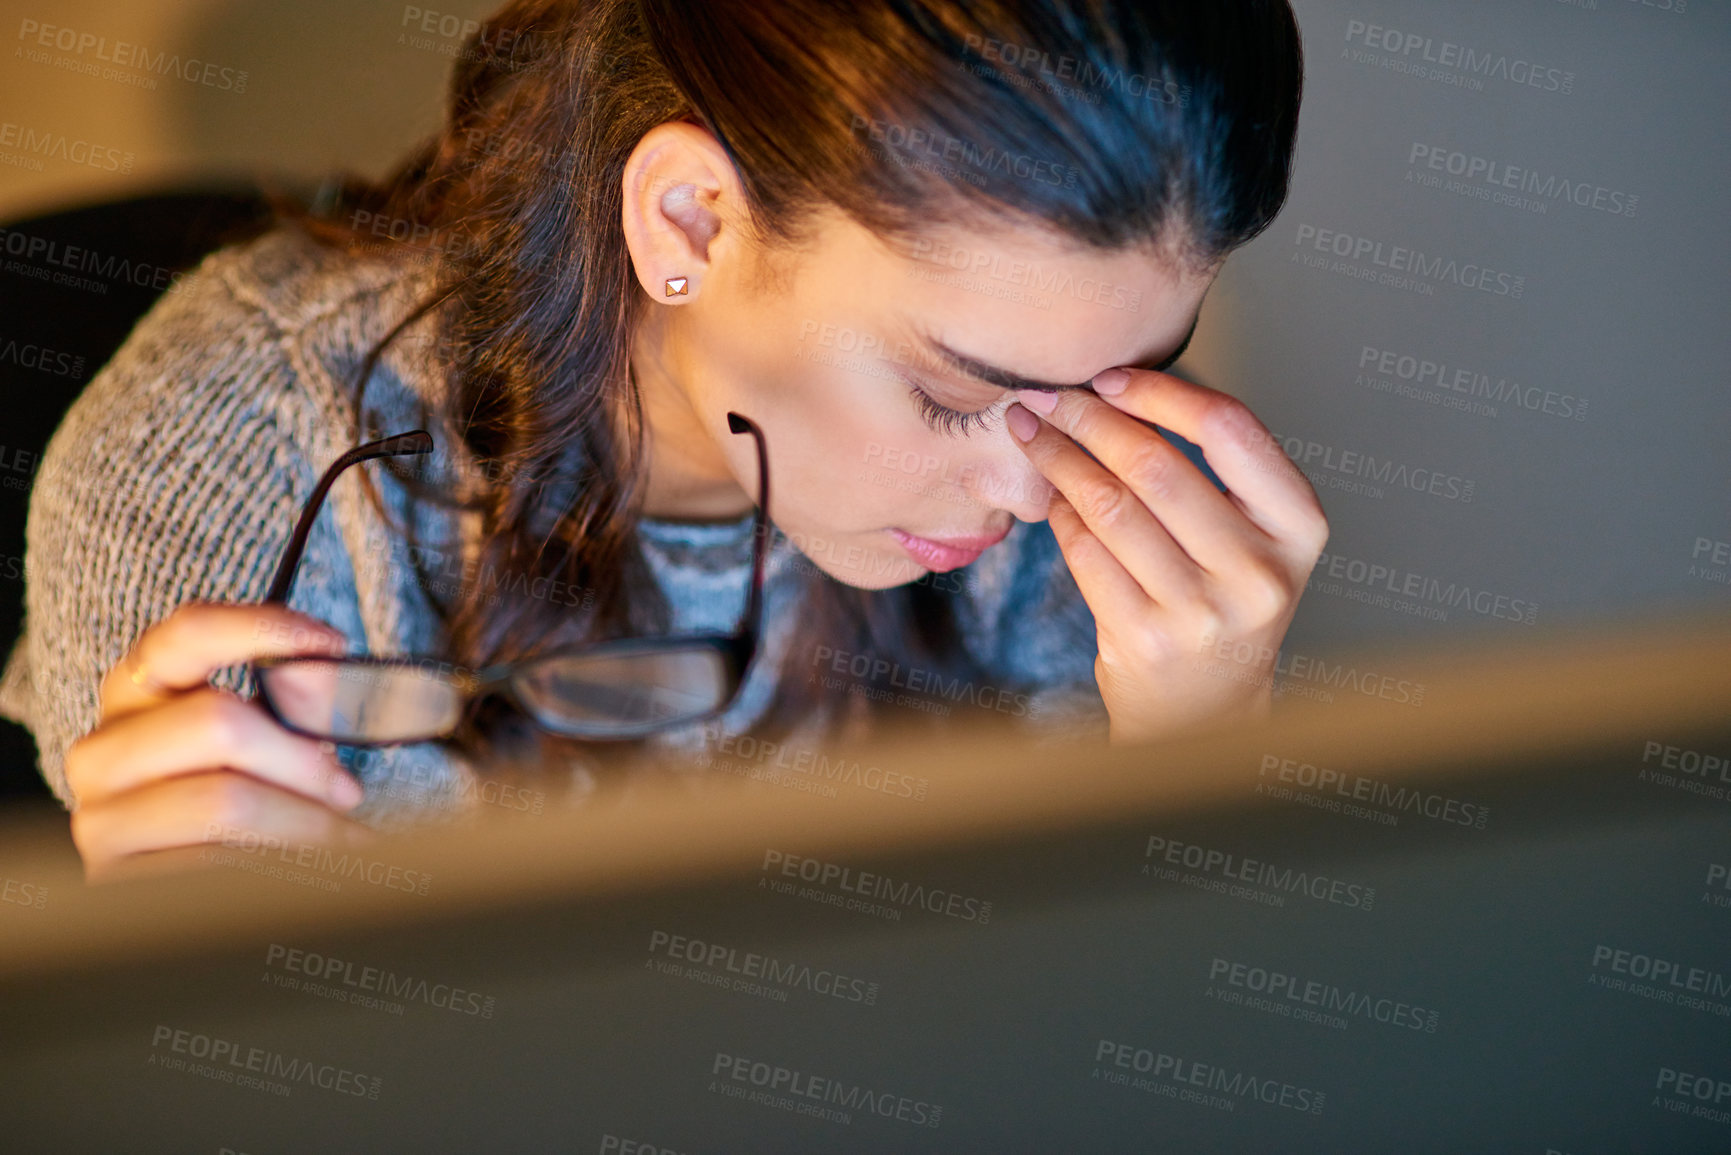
[815,212,1215,381]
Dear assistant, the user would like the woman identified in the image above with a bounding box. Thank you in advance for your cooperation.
[0,0,1326,878]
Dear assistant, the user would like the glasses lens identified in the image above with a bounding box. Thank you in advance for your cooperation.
[259,659,466,743]
[510,644,732,737]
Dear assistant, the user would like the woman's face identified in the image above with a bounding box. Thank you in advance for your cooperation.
[623,126,1218,591]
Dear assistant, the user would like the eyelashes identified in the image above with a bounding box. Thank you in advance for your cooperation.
[903,375,1010,438]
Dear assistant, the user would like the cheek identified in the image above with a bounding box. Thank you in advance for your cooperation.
[777,426,915,526]
[769,370,932,508]
[708,310,984,522]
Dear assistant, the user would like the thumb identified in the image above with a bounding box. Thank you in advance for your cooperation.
[100,601,348,725]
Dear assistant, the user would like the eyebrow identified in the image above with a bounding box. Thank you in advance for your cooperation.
[921,310,1202,393]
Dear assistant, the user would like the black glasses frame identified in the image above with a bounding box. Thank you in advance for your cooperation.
[249,412,771,746]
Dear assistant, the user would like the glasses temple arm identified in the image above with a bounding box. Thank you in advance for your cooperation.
[262,430,434,605]
[726,412,770,652]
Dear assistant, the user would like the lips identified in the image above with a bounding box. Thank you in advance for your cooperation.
[888,524,1012,572]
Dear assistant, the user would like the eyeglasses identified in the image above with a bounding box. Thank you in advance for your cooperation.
[249,413,771,746]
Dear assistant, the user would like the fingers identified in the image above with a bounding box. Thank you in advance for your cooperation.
[1087,369,1330,555]
[1008,396,1208,604]
[70,602,368,884]
[65,686,362,811]
[1013,387,1263,578]
[73,770,376,882]
[1043,492,1155,623]
[99,601,349,725]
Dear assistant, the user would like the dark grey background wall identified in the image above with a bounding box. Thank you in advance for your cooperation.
[1192,0,1730,660]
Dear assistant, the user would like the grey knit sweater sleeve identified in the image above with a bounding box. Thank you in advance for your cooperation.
[0,230,481,826]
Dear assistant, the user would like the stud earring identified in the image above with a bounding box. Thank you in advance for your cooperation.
[664,276,689,297]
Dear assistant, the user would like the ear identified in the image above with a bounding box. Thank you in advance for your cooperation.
[620,121,744,302]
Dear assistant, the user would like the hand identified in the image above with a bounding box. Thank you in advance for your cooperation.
[64,601,374,883]
[1007,368,1329,743]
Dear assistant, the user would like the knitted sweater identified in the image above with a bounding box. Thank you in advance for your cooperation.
[0,226,1108,829]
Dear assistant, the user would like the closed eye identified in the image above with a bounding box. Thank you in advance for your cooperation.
[901,314,1197,438]
[903,374,1010,438]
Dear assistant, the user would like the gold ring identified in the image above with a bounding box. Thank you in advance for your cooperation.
[126,651,176,697]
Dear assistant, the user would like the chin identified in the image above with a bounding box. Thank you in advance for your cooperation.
[803,555,930,591]
[825,567,928,592]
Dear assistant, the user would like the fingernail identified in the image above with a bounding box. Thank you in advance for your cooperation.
[1018,388,1058,414]
[1006,403,1040,443]
[1092,368,1131,395]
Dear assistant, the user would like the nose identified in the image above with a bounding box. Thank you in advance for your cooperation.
[968,438,1054,523]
